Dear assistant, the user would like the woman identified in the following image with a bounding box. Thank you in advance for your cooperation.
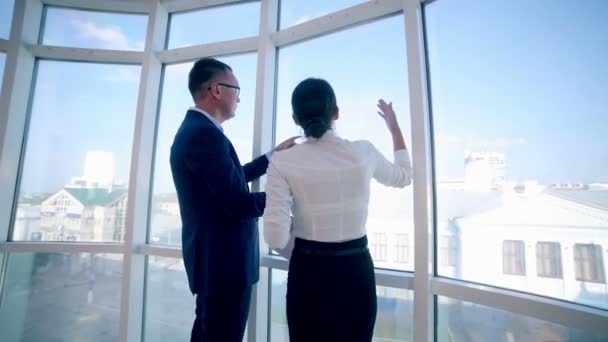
[263,78,412,341]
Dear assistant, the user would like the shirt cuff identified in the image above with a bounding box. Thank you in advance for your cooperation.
[394,149,410,165]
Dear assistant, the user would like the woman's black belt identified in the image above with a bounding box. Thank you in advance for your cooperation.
[292,235,369,257]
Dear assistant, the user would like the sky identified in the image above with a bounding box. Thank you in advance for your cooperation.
[5,1,607,194]
[426,0,608,184]
[0,0,14,39]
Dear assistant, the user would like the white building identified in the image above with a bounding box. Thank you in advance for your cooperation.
[33,151,128,242]
[445,187,608,309]
[39,187,128,242]
[464,152,507,191]
[12,194,45,241]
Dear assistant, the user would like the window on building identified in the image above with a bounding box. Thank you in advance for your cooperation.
[394,233,409,264]
[536,242,562,278]
[574,244,605,283]
[371,232,388,261]
[503,240,526,276]
[440,235,457,267]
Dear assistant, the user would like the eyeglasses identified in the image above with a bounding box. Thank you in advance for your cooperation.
[216,82,240,97]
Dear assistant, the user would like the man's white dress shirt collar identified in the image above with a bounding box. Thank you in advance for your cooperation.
[189,107,223,132]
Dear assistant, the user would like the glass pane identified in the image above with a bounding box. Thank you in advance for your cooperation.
[437,296,607,341]
[42,7,147,50]
[427,0,608,309]
[275,16,413,271]
[279,0,368,29]
[0,0,14,39]
[144,256,193,342]
[150,54,257,246]
[374,286,413,341]
[168,2,260,49]
[13,61,140,242]
[0,253,123,341]
[0,52,6,94]
[270,270,288,341]
[271,269,413,341]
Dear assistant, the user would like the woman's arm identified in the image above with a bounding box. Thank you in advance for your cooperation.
[377,99,406,151]
[371,99,413,187]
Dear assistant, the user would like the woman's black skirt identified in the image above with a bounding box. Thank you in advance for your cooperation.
[286,235,377,342]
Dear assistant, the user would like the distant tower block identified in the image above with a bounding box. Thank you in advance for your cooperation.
[83,151,115,186]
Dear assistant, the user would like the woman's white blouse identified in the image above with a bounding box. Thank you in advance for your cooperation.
[263,131,413,250]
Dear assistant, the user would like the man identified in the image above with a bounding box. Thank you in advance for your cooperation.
[170,58,296,341]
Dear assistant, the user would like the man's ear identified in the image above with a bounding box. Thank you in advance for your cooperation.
[208,83,221,99]
[292,113,299,125]
[333,107,340,121]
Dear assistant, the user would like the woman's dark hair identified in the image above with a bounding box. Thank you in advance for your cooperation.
[291,78,338,138]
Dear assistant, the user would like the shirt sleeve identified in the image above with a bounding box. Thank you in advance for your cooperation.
[262,159,293,249]
[370,142,413,188]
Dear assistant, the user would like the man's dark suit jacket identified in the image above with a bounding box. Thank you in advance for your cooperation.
[170,110,268,295]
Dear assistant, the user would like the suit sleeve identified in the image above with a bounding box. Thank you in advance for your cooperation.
[184,129,266,220]
[243,155,269,183]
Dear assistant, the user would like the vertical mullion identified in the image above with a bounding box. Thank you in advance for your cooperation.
[0,0,43,243]
[403,0,435,341]
[0,1,43,341]
[249,0,279,341]
[118,1,168,341]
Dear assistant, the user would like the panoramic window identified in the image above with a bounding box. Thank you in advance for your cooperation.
[426,0,608,309]
[13,61,140,243]
[167,2,260,49]
[437,296,607,341]
[0,253,123,341]
[42,7,147,50]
